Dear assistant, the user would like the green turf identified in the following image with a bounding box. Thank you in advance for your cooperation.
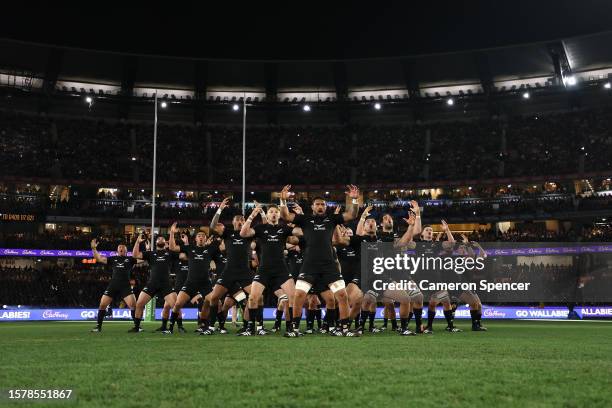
[0,320,611,408]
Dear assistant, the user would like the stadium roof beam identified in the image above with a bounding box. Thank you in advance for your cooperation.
[332,61,350,123]
[474,52,498,117]
[194,60,208,124]
[39,48,64,113]
[264,62,279,124]
[400,59,423,121]
[118,56,138,119]
[547,41,572,87]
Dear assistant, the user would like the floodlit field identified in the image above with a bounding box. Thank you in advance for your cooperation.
[1,320,611,407]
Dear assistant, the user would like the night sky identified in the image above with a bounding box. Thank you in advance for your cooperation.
[1,1,612,60]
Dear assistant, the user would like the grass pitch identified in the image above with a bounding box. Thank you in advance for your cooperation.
[0,320,611,408]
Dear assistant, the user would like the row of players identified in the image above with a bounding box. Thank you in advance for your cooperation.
[90,185,487,337]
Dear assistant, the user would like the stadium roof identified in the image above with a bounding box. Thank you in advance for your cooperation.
[2,2,612,101]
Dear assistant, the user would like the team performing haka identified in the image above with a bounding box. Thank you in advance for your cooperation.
[90,184,488,337]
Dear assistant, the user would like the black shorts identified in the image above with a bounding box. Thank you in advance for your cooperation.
[142,279,173,298]
[340,261,361,288]
[253,272,292,292]
[103,282,133,300]
[308,280,332,294]
[174,273,188,293]
[298,262,343,291]
[216,274,252,294]
[180,279,212,299]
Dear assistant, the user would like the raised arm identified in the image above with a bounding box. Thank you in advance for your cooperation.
[90,239,107,264]
[132,234,144,259]
[210,197,230,230]
[395,212,416,249]
[411,200,422,236]
[279,185,296,223]
[240,203,261,238]
[355,205,372,236]
[168,222,180,252]
[441,219,455,250]
[342,185,360,222]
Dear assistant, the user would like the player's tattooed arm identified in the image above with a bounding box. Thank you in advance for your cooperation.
[240,203,261,238]
[396,212,416,249]
[90,239,107,264]
[210,197,230,230]
[132,234,144,259]
[279,185,296,222]
[168,222,180,252]
[356,205,372,236]
[411,200,422,236]
[441,219,455,250]
[342,185,360,222]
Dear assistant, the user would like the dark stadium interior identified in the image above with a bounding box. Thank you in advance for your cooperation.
[1,3,612,311]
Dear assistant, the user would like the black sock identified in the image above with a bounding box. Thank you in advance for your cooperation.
[274,308,283,328]
[470,309,478,328]
[391,318,398,330]
[444,309,454,329]
[177,316,183,328]
[256,307,264,329]
[161,318,168,330]
[96,309,105,328]
[383,317,388,328]
[315,309,322,328]
[359,310,368,329]
[306,309,315,330]
[400,317,408,331]
[326,308,337,328]
[288,307,293,323]
[130,309,135,321]
[369,311,376,329]
[218,310,227,329]
[341,318,349,332]
[248,308,257,332]
[134,317,141,329]
[293,316,301,331]
[169,311,178,330]
[209,306,217,327]
[427,308,435,329]
[414,308,423,331]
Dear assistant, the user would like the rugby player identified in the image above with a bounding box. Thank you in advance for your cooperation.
[239,203,297,335]
[167,223,218,334]
[90,239,137,332]
[203,198,253,333]
[279,184,360,337]
[129,232,178,333]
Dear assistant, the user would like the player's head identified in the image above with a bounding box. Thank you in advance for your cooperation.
[213,222,225,236]
[195,231,207,246]
[382,213,394,230]
[267,205,280,223]
[156,236,166,249]
[232,214,245,229]
[364,218,377,235]
[116,244,127,256]
[311,197,326,215]
[421,225,433,241]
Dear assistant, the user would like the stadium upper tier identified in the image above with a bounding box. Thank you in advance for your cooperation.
[0,107,611,187]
